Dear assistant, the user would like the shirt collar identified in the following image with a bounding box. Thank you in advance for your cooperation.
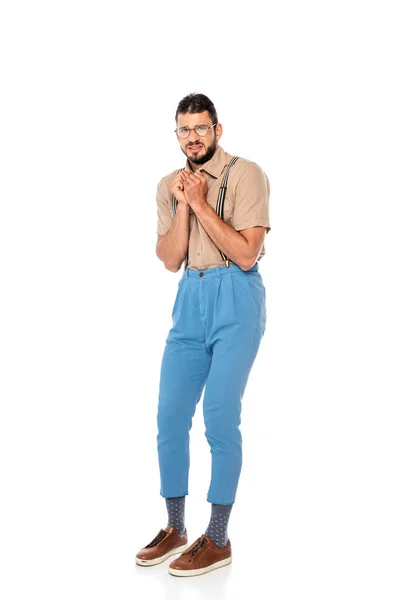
[185,144,229,179]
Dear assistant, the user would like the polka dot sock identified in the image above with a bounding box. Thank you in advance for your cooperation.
[205,503,233,548]
[165,496,186,535]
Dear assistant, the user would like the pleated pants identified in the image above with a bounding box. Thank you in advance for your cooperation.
[156,262,267,505]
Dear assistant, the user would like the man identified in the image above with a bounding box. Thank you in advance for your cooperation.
[136,93,271,577]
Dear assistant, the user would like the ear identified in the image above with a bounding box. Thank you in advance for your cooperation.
[216,122,223,141]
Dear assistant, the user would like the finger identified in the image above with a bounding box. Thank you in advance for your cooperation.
[189,172,206,186]
[172,175,184,187]
[186,174,200,186]
[181,171,193,183]
[189,171,202,180]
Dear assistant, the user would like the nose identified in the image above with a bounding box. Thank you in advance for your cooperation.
[188,130,200,143]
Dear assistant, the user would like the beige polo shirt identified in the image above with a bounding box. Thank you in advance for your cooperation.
[156,144,271,270]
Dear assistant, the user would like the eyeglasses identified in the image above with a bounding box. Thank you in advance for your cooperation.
[174,123,218,139]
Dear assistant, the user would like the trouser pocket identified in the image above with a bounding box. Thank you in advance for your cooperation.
[243,272,265,318]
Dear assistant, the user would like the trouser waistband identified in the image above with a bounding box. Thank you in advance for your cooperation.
[183,262,259,279]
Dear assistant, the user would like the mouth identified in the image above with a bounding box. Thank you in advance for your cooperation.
[188,145,202,152]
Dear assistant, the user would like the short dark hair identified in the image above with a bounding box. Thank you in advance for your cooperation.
[175,93,218,125]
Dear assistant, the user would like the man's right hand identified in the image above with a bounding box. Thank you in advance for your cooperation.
[169,171,188,204]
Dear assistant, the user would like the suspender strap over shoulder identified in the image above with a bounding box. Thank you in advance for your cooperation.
[171,156,240,269]
[172,167,186,218]
[216,156,239,267]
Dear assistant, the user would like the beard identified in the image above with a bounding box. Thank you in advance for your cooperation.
[181,138,218,165]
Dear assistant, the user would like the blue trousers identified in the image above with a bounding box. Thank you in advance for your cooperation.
[156,262,267,505]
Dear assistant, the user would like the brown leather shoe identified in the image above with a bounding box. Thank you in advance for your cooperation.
[136,525,188,566]
[168,533,232,577]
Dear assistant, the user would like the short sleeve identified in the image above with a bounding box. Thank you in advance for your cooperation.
[156,176,173,235]
[231,161,271,233]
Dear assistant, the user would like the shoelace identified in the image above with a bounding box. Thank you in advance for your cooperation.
[145,529,167,548]
[187,536,208,557]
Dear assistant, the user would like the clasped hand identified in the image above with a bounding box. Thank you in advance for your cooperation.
[178,168,208,209]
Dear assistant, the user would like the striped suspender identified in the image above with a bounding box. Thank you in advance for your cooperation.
[215,156,240,267]
[171,167,186,218]
[171,167,192,271]
[171,156,240,269]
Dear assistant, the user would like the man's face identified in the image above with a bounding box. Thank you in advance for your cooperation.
[175,111,222,165]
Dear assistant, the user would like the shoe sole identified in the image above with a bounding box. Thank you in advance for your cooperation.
[136,543,189,566]
[168,556,232,577]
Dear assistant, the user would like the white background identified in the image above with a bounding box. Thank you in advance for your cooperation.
[1,1,399,599]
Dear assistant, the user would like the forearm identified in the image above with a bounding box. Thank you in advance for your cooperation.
[156,204,190,271]
[193,202,253,270]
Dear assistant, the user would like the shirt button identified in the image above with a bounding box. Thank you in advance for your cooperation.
[199,272,204,277]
